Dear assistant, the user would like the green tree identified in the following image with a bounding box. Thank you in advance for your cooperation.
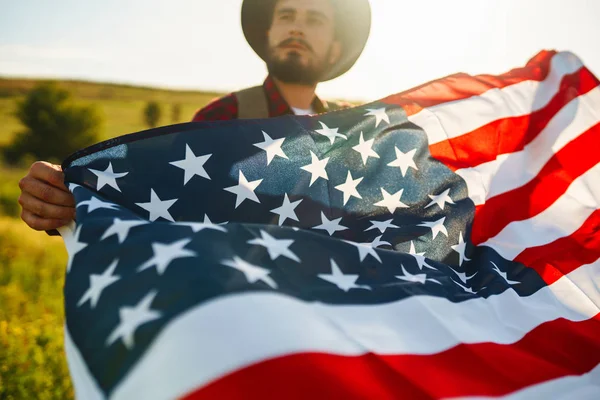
[143,101,162,128]
[171,103,182,123]
[4,82,101,164]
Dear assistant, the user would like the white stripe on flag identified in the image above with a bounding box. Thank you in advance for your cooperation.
[456,86,600,206]
[109,259,600,400]
[480,161,600,260]
[409,51,583,146]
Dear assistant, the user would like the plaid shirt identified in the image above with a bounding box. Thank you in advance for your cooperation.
[191,75,351,121]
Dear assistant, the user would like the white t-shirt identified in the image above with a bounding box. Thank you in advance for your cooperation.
[291,106,315,116]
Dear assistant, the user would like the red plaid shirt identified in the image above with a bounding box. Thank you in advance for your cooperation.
[191,75,351,121]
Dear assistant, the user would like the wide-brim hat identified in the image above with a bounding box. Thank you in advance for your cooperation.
[241,0,371,82]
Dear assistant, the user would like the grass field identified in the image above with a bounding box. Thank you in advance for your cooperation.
[0,216,71,399]
[0,77,225,398]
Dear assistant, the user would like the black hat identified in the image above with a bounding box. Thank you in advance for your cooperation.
[241,0,372,82]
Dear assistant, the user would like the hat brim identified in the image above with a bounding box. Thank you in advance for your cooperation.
[241,0,371,82]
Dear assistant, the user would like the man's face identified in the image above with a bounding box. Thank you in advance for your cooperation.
[266,0,341,85]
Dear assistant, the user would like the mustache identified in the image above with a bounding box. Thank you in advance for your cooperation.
[277,38,314,52]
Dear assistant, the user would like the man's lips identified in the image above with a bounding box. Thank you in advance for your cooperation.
[278,40,312,52]
[283,43,308,51]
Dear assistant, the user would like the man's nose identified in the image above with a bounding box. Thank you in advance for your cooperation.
[288,20,306,37]
[289,29,305,39]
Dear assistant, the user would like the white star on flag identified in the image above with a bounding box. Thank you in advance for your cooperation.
[179,214,227,233]
[270,193,303,226]
[452,267,478,285]
[319,259,371,292]
[169,144,212,184]
[312,212,348,236]
[387,147,418,177]
[364,107,390,127]
[101,218,148,243]
[58,221,87,273]
[451,231,471,266]
[343,239,382,263]
[135,189,178,222]
[224,170,263,208]
[300,151,329,186]
[373,188,409,214]
[88,162,128,192]
[334,171,363,205]
[222,256,278,289]
[370,235,391,248]
[451,278,478,294]
[78,259,121,308]
[396,264,441,285]
[365,218,399,233]
[425,188,455,210]
[247,230,300,262]
[408,241,436,270]
[418,217,448,240]
[68,183,82,193]
[78,196,119,213]
[253,131,288,165]
[490,261,521,285]
[106,291,162,349]
[314,121,347,144]
[137,239,197,275]
[352,131,380,165]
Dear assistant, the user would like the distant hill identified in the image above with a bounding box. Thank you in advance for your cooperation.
[0,77,224,103]
[0,77,357,148]
[0,77,225,146]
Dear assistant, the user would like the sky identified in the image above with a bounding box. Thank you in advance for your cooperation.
[1,0,599,102]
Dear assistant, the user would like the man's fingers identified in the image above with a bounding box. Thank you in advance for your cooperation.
[28,161,69,192]
[18,191,76,220]
[19,176,76,207]
[18,161,77,232]
[20,209,71,231]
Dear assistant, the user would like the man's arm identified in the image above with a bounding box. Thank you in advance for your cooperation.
[18,161,76,231]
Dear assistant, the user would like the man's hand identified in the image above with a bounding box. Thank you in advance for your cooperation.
[18,161,76,231]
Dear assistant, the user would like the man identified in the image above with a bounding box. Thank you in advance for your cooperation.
[193,0,370,121]
[17,0,371,232]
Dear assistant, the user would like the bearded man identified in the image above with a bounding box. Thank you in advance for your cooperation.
[192,0,371,120]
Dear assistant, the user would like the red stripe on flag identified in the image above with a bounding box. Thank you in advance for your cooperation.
[515,209,600,285]
[470,122,600,246]
[381,50,557,116]
[429,68,599,171]
[183,314,600,400]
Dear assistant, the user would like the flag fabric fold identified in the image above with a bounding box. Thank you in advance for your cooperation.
[58,49,600,400]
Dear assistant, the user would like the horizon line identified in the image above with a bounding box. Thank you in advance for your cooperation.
[0,73,369,102]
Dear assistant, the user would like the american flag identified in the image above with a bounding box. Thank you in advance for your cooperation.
[58,49,600,400]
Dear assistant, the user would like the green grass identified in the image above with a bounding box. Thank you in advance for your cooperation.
[0,216,72,399]
[0,77,226,399]
[0,165,23,217]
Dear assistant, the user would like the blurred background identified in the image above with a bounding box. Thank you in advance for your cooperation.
[0,0,599,398]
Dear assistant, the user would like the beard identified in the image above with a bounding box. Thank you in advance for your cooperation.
[265,45,331,85]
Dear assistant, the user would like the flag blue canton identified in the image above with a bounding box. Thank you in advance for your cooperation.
[62,101,545,395]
